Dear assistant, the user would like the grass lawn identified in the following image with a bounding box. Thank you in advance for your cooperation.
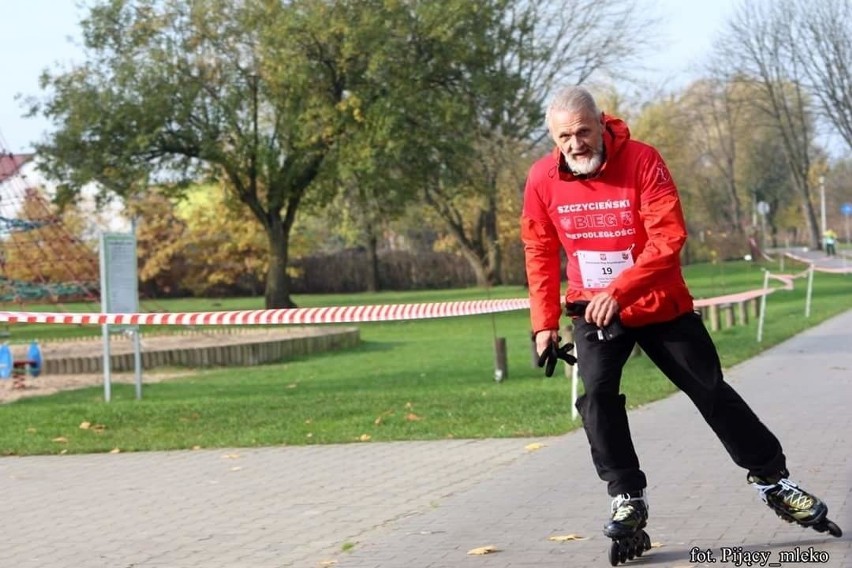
[0,258,849,456]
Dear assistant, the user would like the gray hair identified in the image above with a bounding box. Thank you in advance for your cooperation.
[545,86,601,128]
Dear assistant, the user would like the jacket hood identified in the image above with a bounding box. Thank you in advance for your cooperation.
[551,114,631,177]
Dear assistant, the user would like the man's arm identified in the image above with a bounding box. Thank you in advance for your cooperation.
[606,151,687,310]
[521,175,563,353]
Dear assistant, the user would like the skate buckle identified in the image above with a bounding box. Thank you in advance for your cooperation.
[610,492,649,514]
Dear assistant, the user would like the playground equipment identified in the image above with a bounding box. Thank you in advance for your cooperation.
[0,341,43,389]
[0,151,100,303]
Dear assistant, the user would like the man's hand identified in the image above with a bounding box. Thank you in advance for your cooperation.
[534,330,577,377]
[534,329,559,358]
[585,292,620,327]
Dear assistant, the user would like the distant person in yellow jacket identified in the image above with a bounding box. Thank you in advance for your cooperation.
[823,229,837,257]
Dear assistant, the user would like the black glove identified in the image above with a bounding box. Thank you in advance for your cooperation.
[536,339,577,377]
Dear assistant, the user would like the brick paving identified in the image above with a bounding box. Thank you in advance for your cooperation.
[336,307,852,568]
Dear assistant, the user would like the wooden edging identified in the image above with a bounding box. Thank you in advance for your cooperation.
[42,328,360,375]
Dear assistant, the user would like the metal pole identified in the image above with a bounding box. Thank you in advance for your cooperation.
[757,270,770,343]
[99,231,111,403]
[568,332,579,420]
[571,364,579,421]
[820,177,826,234]
[102,323,111,402]
[805,265,815,318]
[130,218,143,400]
[133,329,142,400]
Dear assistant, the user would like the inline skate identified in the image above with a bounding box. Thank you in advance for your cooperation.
[603,491,652,566]
[748,472,842,537]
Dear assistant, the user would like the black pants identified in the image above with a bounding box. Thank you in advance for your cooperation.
[572,311,786,496]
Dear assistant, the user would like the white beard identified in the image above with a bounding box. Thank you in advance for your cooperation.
[564,150,603,176]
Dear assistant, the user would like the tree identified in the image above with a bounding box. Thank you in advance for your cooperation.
[124,189,191,298]
[716,0,825,249]
[792,0,852,151]
[314,96,413,293]
[288,0,524,291]
[408,0,659,285]
[742,132,797,248]
[629,79,798,260]
[678,78,751,234]
[30,0,401,308]
[178,185,267,296]
[30,0,660,300]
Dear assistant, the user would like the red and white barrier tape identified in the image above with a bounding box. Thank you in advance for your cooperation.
[1,261,844,327]
[693,287,772,307]
[783,252,852,274]
[0,298,532,326]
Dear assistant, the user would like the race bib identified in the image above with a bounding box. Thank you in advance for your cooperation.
[576,249,634,289]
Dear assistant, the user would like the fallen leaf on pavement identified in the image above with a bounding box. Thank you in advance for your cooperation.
[467,545,499,555]
[525,442,546,452]
[548,534,587,542]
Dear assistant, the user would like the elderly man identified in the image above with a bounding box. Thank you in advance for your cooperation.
[521,86,841,557]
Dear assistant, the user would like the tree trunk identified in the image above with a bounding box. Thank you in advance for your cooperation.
[264,215,296,309]
[802,192,822,250]
[482,194,503,285]
[425,192,503,287]
[459,246,492,287]
[725,176,744,233]
[459,243,499,287]
[365,229,380,292]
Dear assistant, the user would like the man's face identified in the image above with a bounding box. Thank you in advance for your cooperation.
[548,108,604,175]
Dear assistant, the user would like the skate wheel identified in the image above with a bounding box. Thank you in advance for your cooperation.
[825,520,842,537]
[618,542,628,563]
[642,531,651,550]
[608,541,620,566]
[634,532,645,557]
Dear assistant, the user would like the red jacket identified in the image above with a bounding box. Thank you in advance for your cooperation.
[521,115,693,332]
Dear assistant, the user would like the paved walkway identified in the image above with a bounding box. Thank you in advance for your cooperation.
[336,309,852,568]
[2,303,851,567]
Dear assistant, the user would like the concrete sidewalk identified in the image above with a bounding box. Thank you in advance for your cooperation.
[2,311,851,568]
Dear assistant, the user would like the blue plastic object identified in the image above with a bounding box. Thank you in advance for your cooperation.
[0,344,12,379]
[27,341,42,377]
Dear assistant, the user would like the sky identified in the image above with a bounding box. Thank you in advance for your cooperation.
[0,0,739,154]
